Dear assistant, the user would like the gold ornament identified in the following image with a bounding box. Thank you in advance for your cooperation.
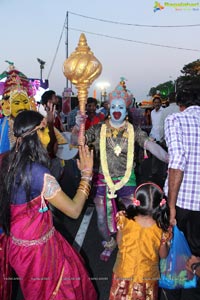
[100,122,134,197]
[114,144,122,156]
[112,128,119,139]
[63,33,102,145]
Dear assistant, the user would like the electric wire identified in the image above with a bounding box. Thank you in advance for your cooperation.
[48,12,200,78]
[47,16,66,79]
[68,11,200,28]
[69,27,200,52]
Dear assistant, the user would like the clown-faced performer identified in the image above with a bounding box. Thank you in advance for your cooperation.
[0,70,31,154]
[0,67,63,155]
[0,89,31,154]
[81,79,169,261]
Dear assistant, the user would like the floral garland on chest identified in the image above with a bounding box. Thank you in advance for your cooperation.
[100,120,134,199]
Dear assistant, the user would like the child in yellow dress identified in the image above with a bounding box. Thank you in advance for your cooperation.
[109,182,172,300]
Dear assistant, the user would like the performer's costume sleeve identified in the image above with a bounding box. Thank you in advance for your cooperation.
[135,126,168,163]
[145,140,169,163]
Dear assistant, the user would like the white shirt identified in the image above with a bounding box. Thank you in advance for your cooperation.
[37,104,47,117]
[159,103,180,141]
[149,107,164,141]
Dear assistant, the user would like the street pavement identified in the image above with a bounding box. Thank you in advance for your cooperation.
[53,205,117,300]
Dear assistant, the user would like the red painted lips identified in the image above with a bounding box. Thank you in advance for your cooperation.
[113,112,121,119]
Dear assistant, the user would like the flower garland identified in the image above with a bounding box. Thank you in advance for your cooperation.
[100,122,134,198]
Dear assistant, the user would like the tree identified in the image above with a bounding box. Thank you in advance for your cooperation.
[148,59,200,97]
[181,59,200,76]
[149,87,157,97]
[176,59,200,91]
[148,81,175,99]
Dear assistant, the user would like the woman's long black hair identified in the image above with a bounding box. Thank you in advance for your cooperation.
[126,182,170,232]
[0,110,50,235]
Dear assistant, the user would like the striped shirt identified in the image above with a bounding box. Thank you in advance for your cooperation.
[164,106,200,211]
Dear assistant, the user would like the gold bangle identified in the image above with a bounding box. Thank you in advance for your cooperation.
[78,182,91,192]
[78,183,91,190]
[79,180,91,187]
[78,180,91,195]
[77,187,90,197]
[78,184,90,192]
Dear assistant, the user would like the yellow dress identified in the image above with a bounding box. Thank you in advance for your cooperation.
[110,211,163,300]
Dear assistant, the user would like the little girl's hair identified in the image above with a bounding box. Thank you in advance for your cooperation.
[125,182,170,231]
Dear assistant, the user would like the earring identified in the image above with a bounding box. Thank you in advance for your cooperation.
[108,115,111,119]
[126,115,128,121]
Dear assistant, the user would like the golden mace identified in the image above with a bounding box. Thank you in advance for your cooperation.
[63,33,102,145]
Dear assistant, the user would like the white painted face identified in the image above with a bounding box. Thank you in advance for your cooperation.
[110,98,127,125]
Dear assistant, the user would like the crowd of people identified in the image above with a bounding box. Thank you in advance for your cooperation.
[0,66,200,300]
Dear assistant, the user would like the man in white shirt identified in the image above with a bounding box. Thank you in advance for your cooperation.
[159,92,179,143]
[149,96,166,187]
[149,95,164,142]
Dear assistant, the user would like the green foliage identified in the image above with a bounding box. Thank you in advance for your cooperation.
[148,81,175,99]
[148,59,200,97]
[149,87,157,97]
[181,59,200,77]
[177,59,200,91]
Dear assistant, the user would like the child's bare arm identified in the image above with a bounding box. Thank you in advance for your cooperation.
[159,226,173,259]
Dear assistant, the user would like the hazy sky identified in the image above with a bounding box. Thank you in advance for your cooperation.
[1,0,200,101]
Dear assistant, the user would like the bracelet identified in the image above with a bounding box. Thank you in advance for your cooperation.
[161,239,167,245]
[191,262,200,274]
[77,188,90,197]
[81,176,93,181]
[160,239,170,246]
[81,170,93,180]
[77,180,91,198]
[81,168,93,173]
[78,183,91,192]
[79,179,91,186]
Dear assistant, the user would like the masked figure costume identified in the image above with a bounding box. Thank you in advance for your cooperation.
[84,79,168,261]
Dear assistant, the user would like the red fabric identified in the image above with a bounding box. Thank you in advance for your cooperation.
[6,196,97,299]
[54,116,63,132]
[109,273,158,300]
[0,233,12,300]
[85,113,105,130]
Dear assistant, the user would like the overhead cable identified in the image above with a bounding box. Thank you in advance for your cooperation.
[47,12,200,78]
[47,16,66,79]
[68,11,200,28]
[69,27,200,52]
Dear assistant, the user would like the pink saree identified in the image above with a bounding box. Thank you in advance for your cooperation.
[0,233,12,300]
[7,195,97,300]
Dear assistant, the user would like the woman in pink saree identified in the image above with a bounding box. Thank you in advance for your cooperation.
[0,110,97,300]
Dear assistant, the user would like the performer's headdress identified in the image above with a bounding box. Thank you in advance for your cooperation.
[2,66,31,115]
[109,77,133,108]
[3,67,31,100]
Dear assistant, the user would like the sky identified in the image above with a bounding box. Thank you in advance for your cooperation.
[1,0,200,102]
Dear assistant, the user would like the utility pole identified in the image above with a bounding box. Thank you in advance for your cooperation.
[65,11,69,88]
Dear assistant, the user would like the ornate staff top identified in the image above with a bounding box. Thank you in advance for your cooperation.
[63,33,102,144]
